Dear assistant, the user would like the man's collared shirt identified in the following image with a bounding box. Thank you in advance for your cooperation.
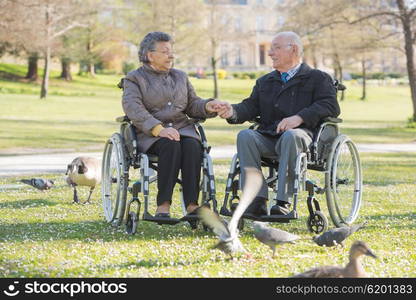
[283,63,301,82]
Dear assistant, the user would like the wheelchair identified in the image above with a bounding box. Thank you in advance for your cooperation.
[219,119,362,234]
[101,116,218,234]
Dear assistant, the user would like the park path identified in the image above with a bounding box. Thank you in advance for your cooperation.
[0,143,415,177]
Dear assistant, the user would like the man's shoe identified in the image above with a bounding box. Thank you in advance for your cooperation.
[242,196,267,219]
[270,201,291,216]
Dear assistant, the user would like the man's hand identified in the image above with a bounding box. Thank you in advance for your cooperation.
[217,102,233,119]
[158,127,180,141]
[205,100,229,113]
[276,115,303,133]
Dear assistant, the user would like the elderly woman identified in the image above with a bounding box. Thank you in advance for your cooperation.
[122,31,222,218]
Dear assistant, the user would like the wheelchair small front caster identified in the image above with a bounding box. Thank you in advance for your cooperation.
[188,220,198,230]
[307,211,328,234]
[126,212,138,235]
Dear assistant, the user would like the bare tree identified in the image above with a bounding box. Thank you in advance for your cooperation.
[348,0,416,120]
[0,0,43,80]
[203,0,236,98]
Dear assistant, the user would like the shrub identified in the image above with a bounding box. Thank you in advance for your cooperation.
[406,116,416,128]
[217,69,227,79]
[122,62,136,75]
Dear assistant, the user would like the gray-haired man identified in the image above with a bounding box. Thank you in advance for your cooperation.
[218,31,340,218]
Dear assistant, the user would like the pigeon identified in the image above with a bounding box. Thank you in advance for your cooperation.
[198,167,263,257]
[292,240,377,278]
[252,221,300,257]
[20,178,54,191]
[66,156,101,204]
[312,222,367,247]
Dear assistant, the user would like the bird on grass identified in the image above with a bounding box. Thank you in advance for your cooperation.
[292,240,377,278]
[66,156,101,204]
[312,221,367,247]
[198,167,263,257]
[20,178,54,191]
[252,221,299,258]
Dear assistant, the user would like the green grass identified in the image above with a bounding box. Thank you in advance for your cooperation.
[0,62,415,153]
[1,63,415,278]
[0,152,415,277]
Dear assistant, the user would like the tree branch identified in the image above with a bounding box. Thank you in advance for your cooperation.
[51,22,87,40]
[349,11,400,25]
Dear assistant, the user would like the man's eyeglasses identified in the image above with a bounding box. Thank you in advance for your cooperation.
[270,44,293,51]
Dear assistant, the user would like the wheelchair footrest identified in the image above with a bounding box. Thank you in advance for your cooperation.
[142,214,181,225]
[259,210,298,222]
[179,214,199,222]
[220,207,232,217]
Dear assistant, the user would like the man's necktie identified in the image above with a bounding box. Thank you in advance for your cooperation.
[281,72,289,83]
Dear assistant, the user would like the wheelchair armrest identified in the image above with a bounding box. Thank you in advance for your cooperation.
[248,116,261,124]
[189,118,206,124]
[116,115,130,123]
[321,117,342,123]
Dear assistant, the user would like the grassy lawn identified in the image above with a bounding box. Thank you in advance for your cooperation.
[1,62,415,153]
[0,152,415,277]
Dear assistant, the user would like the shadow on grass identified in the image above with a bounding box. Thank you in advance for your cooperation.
[116,258,198,270]
[363,212,416,229]
[0,70,24,81]
[0,219,210,243]
[0,198,58,209]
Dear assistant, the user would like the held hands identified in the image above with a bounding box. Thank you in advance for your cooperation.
[205,100,233,119]
[159,127,180,141]
[276,115,303,133]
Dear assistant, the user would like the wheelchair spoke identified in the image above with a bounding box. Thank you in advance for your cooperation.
[326,135,362,227]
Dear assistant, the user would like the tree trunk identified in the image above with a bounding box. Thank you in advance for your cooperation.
[211,57,218,99]
[40,3,51,99]
[333,53,344,101]
[60,57,72,81]
[397,0,416,121]
[40,46,51,99]
[86,63,95,76]
[337,63,345,101]
[361,59,366,101]
[25,53,39,81]
[85,32,95,77]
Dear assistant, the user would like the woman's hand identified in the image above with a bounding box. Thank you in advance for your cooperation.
[158,127,180,141]
[205,100,229,113]
[217,102,233,119]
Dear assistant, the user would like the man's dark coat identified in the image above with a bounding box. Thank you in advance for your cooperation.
[228,63,341,137]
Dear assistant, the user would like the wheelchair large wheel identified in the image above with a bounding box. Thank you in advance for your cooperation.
[101,133,129,226]
[325,134,362,227]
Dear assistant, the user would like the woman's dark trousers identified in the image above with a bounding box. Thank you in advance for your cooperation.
[147,137,202,208]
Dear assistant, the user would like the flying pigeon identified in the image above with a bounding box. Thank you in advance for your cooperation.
[252,221,300,257]
[292,240,377,278]
[20,178,54,191]
[198,167,263,257]
[312,222,367,247]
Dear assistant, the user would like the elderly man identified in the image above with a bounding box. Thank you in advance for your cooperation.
[218,31,340,218]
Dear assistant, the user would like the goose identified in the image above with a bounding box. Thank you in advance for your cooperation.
[66,156,101,204]
[292,240,377,278]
